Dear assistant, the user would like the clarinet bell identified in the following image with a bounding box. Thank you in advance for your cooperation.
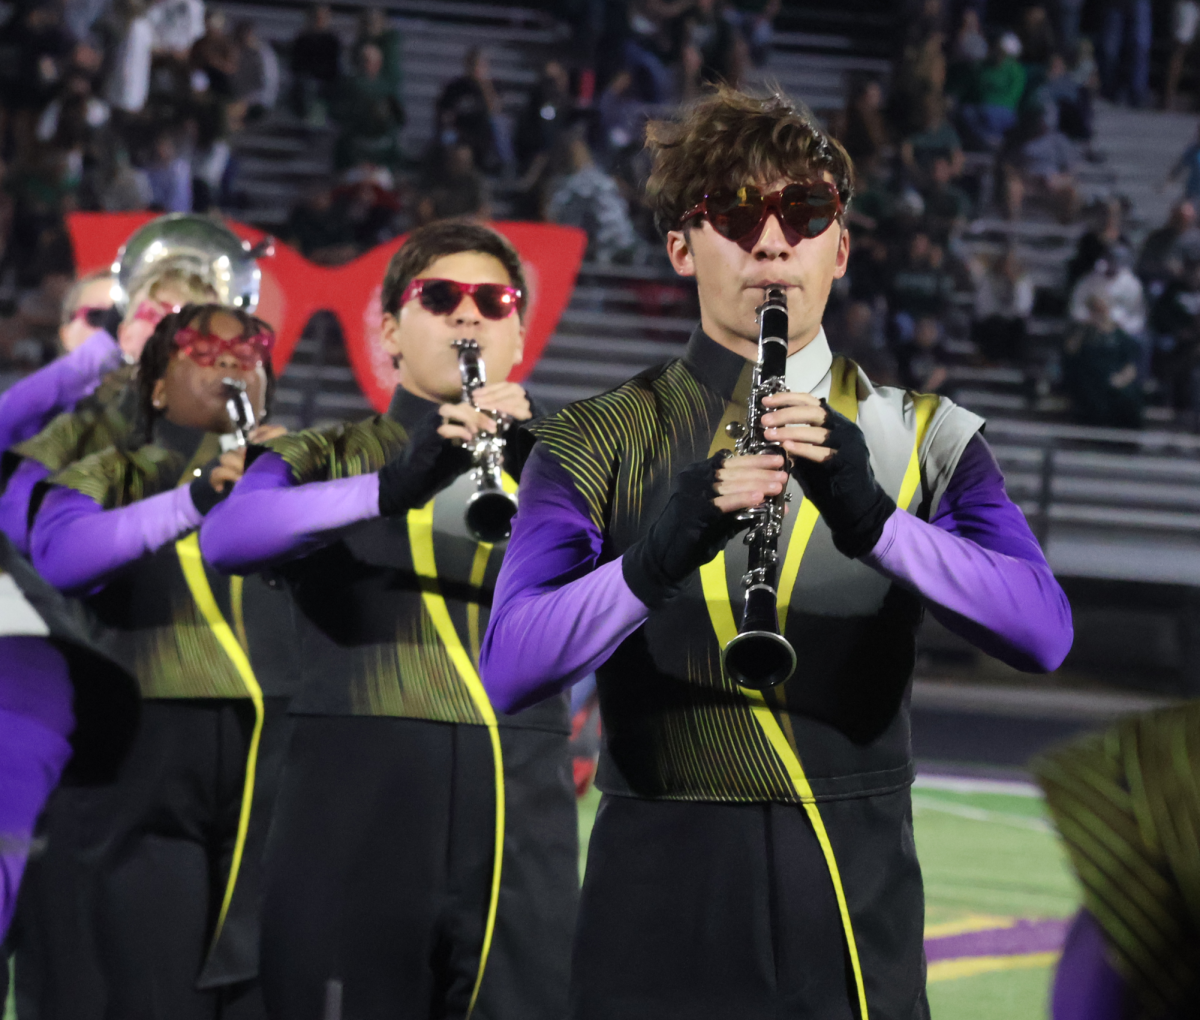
[723,629,797,690]
[464,487,518,543]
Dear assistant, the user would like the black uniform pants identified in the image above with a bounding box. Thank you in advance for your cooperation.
[570,790,929,1020]
[259,715,578,1020]
[68,698,288,1020]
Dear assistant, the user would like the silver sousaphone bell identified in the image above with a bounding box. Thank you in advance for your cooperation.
[110,213,274,314]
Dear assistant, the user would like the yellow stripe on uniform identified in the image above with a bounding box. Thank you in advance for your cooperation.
[702,365,941,1020]
[407,500,505,1019]
[175,533,264,950]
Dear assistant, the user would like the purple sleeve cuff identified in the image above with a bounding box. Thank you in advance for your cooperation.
[200,451,381,573]
[481,445,649,713]
[0,460,50,554]
[32,485,203,594]
[862,435,1073,672]
[0,331,119,451]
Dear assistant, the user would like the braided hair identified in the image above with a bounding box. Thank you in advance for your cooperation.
[137,303,277,444]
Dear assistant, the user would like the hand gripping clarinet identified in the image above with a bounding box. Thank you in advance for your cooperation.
[221,378,257,447]
[721,287,798,690]
[453,338,519,542]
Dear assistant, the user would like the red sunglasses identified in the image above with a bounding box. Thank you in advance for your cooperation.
[174,326,275,370]
[400,278,523,320]
[70,305,110,328]
[679,181,843,245]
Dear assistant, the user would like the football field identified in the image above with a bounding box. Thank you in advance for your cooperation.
[4,773,1078,1019]
[575,772,1079,1019]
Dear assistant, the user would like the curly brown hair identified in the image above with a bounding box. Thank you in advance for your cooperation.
[644,84,855,239]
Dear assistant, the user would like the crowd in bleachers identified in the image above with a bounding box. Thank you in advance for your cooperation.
[822,0,1200,433]
[6,0,1200,433]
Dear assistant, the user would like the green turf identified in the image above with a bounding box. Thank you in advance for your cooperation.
[928,959,1055,1019]
[2,782,1075,1020]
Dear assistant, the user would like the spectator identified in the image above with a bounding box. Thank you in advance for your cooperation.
[104,0,153,118]
[728,0,779,68]
[888,230,957,342]
[546,132,639,264]
[973,248,1035,361]
[1149,244,1200,413]
[1039,51,1092,142]
[1100,0,1152,107]
[416,142,489,223]
[596,68,643,163]
[1056,0,1087,56]
[1019,6,1058,71]
[893,29,947,136]
[147,0,204,59]
[1063,292,1143,427]
[144,127,191,210]
[622,0,690,104]
[1071,245,1147,342]
[1166,0,1200,110]
[435,47,503,175]
[354,6,403,103]
[897,314,950,392]
[290,3,340,126]
[190,9,239,99]
[1138,200,1200,297]
[951,7,988,63]
[1165,122,1200,205]
[682,0,740,99]
[1003,105,1080,223]
[1068,195,1130,286]
[231,19,279,123]
[901,93,964,186]
[516,59,573,180]
[921,155,971,244]
[6,4,75,158]
[284,185,360,265]
[958,33,1027,151]
[189,100,231,211]
[838,79,891,168]
[334,42,405,172]
[825,299,899,385]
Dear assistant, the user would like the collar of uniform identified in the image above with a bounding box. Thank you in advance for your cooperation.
[152,417,208,461]
[682,326,753,401]
[784,326,833,394]
[682,324,834,400]
[387,385,441,430]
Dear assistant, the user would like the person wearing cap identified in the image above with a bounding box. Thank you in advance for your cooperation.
[957,33,1028,150]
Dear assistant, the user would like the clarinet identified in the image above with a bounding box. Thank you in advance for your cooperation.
[221,377,257,447]
[453,339,519,543]
[721,287,798,690]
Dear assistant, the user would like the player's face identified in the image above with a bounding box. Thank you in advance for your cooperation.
[381,251,526,404]
[666,175,850,360]
[59,277,115,352]
[118,282,194,361]
[152,311,269,433]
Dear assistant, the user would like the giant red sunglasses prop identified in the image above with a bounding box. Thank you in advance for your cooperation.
[67,214,587,413]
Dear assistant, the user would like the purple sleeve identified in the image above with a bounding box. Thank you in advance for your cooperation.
[199,451,381,573]
[31,485,203,594]
[0,331,120,451]
[862,433,1073,672]
[481,446,650,713]
[0,460,50,554]
[0,637,75,939]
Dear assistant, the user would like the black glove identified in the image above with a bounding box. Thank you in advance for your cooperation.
[189,458,232,516]
[792,400,895,559]
[622,452,747,608]
[377,409,473,516]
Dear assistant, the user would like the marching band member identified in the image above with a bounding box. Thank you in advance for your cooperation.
[480,86,1074,1019]
[200,221,577,1020]
[30,304,293,1019]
